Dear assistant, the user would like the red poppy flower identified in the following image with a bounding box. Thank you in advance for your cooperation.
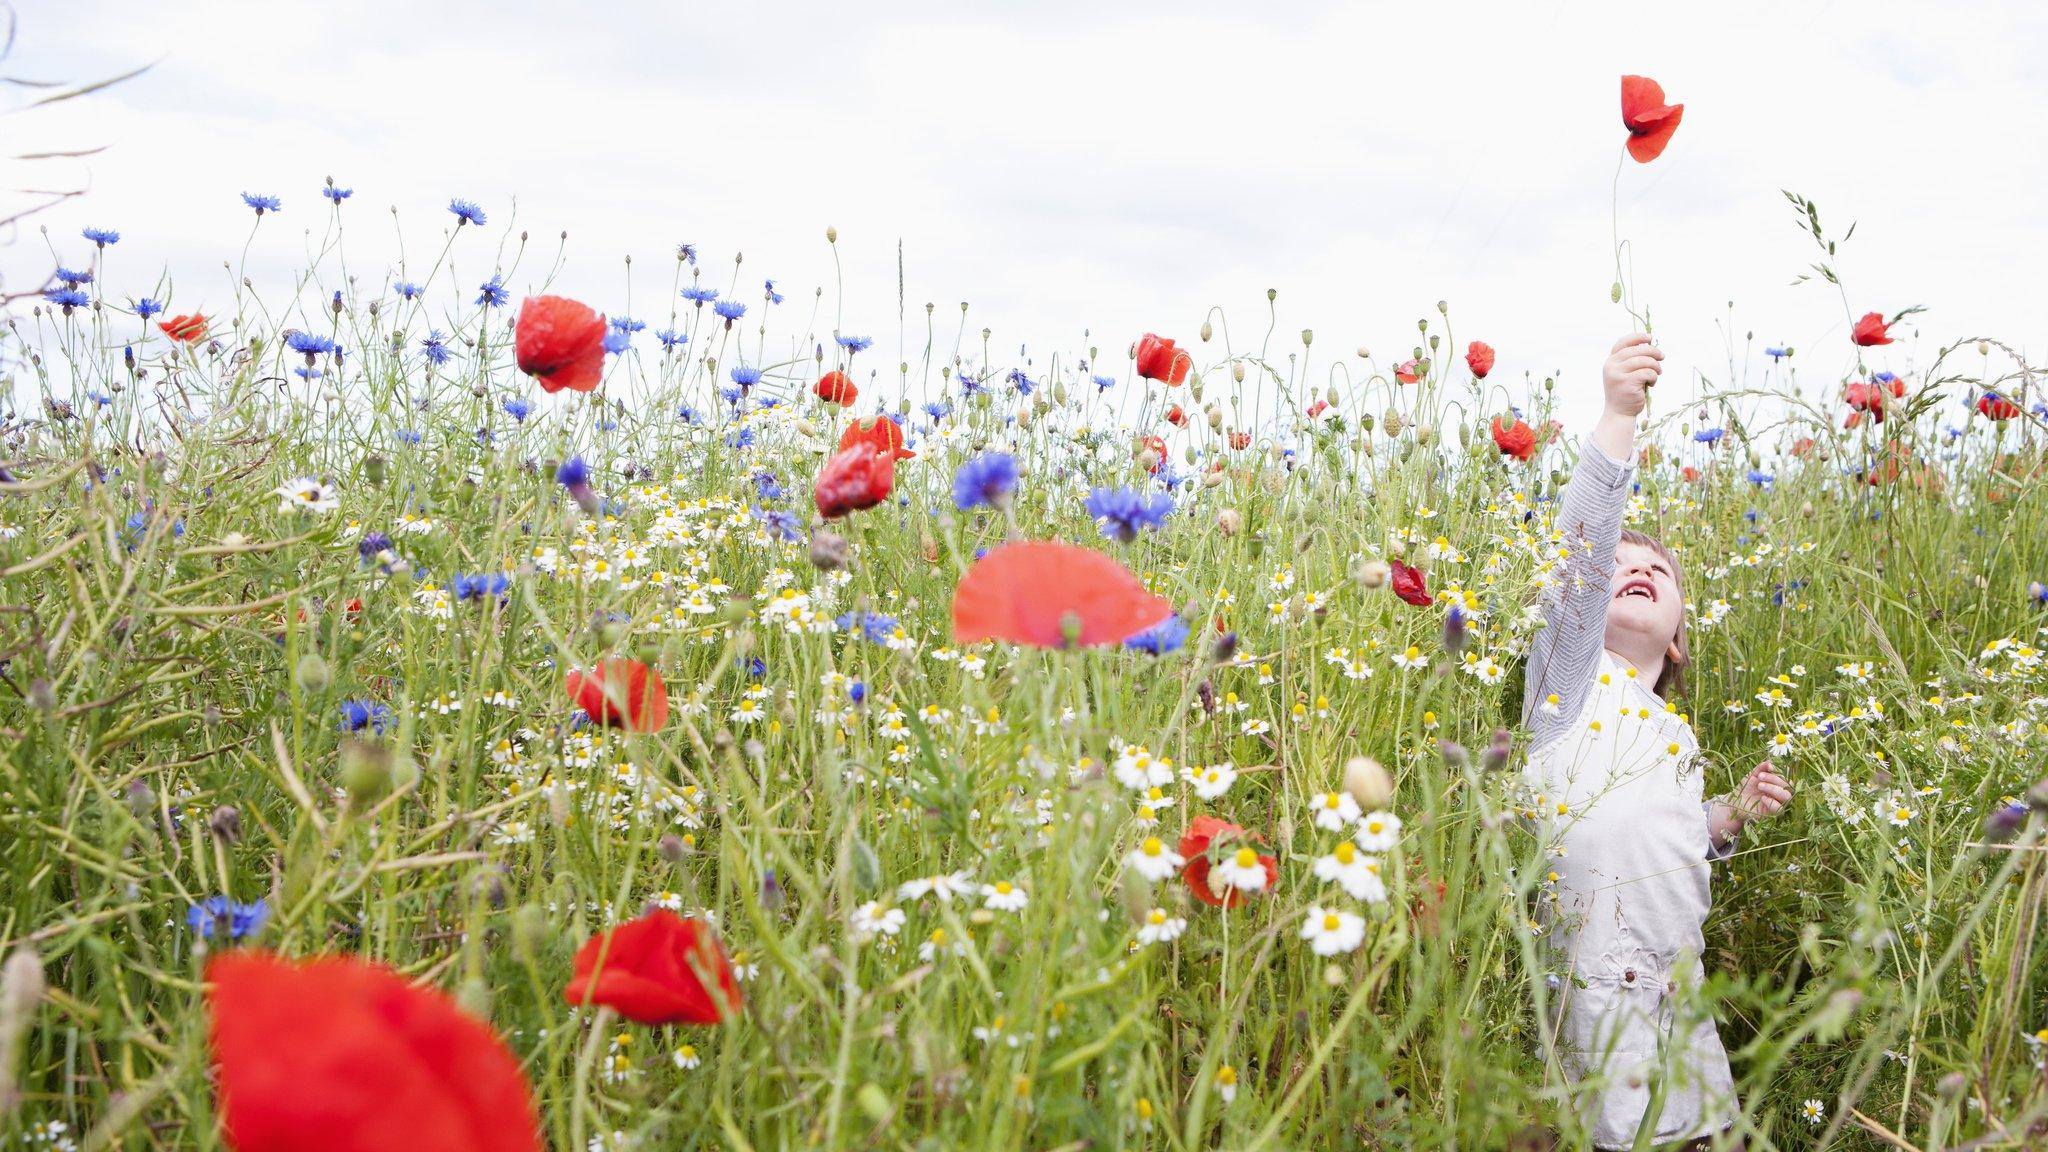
[813,444,895,519]
[1620,75,1684,163]
[1134,334,1192,386]
[1395,359,1421,385]
[1137,434,1168,473]
[1165,404,1188,428]
[1843,381,1889,424]
[1681,465,1702,483]
[1177,816,1277,909]
[1389,559,1432,607]
[1306,399,1329,420]
[1791,437,1815,458]
[1491,415,1536,461]
[160,314,209,343]
[951,540,1172,648]
[838,415,916,461]
[207,950,541,1152]
[1465,341,1496,379]
[1851,311,1893,347]
[562,908,742,1025]
[1228,431,1252,451]
[514,296,608,394]
[565,658,668,732]
[1977,392,2022,421]
[814,370,857,406]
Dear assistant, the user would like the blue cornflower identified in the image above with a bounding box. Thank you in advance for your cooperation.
[451,572,510,602]
[677,404,700,425]
[848,680,866,705]
[681,285,719,305]
[1085,487,1173,543]
[731,365,762,388]
[755,507,801,542]
[357,531,394,560]
[294,366,323,382]
[1744,509,1761,524]
[394,428,421,444]
[1093,374,1116,391]
[44,287,89,312]
[394,281,424,301]
[720,385,744,406]
[323,185,353,203]
[286,331,336,361]
[241,192,282,215]
[82,226,120,247]
[753,471,785,501]
[476,274,509,308]
[959,370,985,397]
[729,426,756,450]
[656,328,688,351]
[677,243,698,264]
[187,896,269,941]
[953,453,1019,510]
[504,397,532,422]
[339,699,394,733]
[1765,347,1789,361]
[764,279,784,304]
[2030,580,2048,605]
[836,334,873,353]
[714,299,747,324]
[835,611,899,645]
[1747,470,1774,488]
[1693,427,1725,444]
[420,330,452,367]
[609,316,645,335]
[55,267,92,286]
[602,329,630,355]
[1124,613,1188,655]
[448,198,487,226]
[133,297,164,319]
[1872,371,1897,384]
[1008,368,1035,395]
[556,456,590,487]
[123,345,134,371]
[924,400,951,420]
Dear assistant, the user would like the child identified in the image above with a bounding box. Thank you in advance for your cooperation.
[1520,333,1793,1150]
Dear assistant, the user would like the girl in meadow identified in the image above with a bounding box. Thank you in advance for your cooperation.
[1520,333,1794,1151]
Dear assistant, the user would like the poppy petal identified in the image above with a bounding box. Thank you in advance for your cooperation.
[951,541,1173,648]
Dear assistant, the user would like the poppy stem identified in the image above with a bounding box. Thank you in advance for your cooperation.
[567,1004,616,1152]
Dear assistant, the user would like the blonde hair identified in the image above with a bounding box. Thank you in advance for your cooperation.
[1619,528,1689,699]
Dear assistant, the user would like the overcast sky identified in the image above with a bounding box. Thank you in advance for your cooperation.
[7,1,2044,432]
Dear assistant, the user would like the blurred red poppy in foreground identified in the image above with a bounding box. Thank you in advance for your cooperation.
[952,541,1171,648]
[814,444,895,518]
[814,370,857,406]
[1791,437,1816,458]
[160,314,209,343]
[1178,816,1277,909]
[1134,333,1192,386]
[1620,75,1684,163]
[565,658,668,732]
[838,415,916,460]
[207,950,540,1152]
[1165,404,1188,428]
[1976,392,2022,421]
[1389,559,1432,607]
[514,296,608,393]
[563,909,742,1025]
[1851,312,1894,347]
[1491,415,1536,461]
[1466,341,1495,379]
[1681,465,1703,483]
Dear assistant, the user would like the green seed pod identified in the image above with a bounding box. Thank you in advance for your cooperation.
[295,653,332,694]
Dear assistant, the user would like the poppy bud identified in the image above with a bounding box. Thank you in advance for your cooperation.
[125,778,156,820]
[208,805,242,843]
[1205,406,1223,429]
[295,653,332,693]
[1482,728,1514,773]
[363,454,388,485]
[1442,607,1467,655]
[810,528,849,570]
[511,902,550,959]
[826,225,838,243]
[1232,363,1246,383]
[1210,630,1238,664]
[1343,756,1393,809]
[1415,423,1436,445]
[1356,560,1390,589]
[1977,341,1989,356]
[1200,321,1213,342]
[1216,509,1242,536]
[1301,329,1313,347]
[1937,1072,1967,1100]
[1201,471,1224,489]
[1611,282,1624,303]
[1438,739,1469,772]
[1384,412,1404,437]
[340,738,394,801]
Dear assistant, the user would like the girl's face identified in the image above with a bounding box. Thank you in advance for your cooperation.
[1606,540,1684,654]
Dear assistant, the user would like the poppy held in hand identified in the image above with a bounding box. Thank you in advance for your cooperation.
[563,908,743,1025]
[814,370,857,406]
[1465,341,1496,379]
[1177,816,1277,909]
[838,415,916,460]
[1134,334,1192,386]
[565,658,669,732]
[206,950,541,1152]
[160,314,209,343]
[951,540,1172,648]
[1389,559,1432,607]
[514,296,609,393]
[1620,75,1684,163]
[814,444,895,519]
[1491,415,1537,461]
[1851,312,1894,347]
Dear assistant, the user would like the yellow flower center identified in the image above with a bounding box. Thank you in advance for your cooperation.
[1233,847,1259,868]
[1335,842,1356,864]
[1141,837,1163,856]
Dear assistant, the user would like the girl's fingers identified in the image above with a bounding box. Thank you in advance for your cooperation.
[1613,332,1652,353]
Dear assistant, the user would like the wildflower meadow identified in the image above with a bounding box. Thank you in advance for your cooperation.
[2,73,2046,1152]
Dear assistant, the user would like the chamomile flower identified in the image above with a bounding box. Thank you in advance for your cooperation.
[1392,645,1429,671]
[1125,836,1186,881]
[1313,841,1387,903]
[1310,789,1361,831]
[1300,906,1367,955]
[1800,1099,1825,1125]
[849,901,905,943]
[1184,762,1239,800]
[981,881,1029,912]
[273,477,339,514]
[1136,907,1187,945]
[1213,847,1272,893]
[1354,810,1402,853]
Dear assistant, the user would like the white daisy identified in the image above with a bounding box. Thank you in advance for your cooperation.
[1300,906,1367,955]
[981,881,1029,912]
[1310,789,1361,831]
[1125,836,1186,882]
[1354,810,1402,853]
[1136,907,1187,945]
[273,476,339,514]
[1212,846,1272,893]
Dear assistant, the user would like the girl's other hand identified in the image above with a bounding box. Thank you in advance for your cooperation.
[1735,760,1792,826]
[1601,332,1663,419]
